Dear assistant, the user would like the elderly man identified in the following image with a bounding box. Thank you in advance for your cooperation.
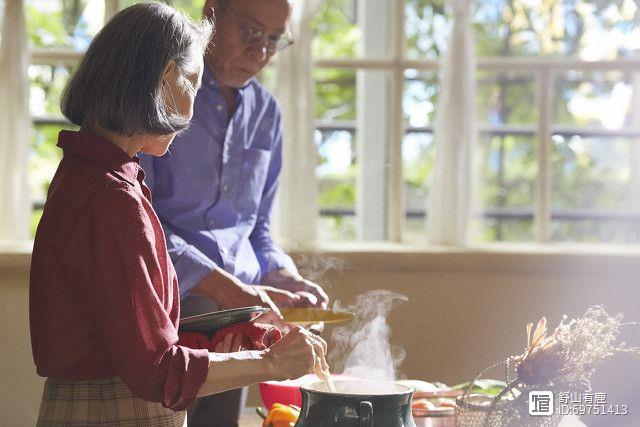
[140,0,328,425]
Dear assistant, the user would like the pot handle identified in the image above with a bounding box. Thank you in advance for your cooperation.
[359,401,373,427]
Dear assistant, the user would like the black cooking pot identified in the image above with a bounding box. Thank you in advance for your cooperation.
[294,380,415,427]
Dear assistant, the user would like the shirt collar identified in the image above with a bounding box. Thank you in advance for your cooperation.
[57,130,142,186]
[202,65,253,94]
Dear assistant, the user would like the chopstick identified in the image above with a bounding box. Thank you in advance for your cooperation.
[314,352,336,392]
[315,364,336,393]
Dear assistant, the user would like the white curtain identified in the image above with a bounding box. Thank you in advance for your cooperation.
[0,0,30,240]
[426,0,477,246]
[274,0,325,249]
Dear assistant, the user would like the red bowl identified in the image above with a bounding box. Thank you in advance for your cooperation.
[259,374,357,410]
[259,374,317,410]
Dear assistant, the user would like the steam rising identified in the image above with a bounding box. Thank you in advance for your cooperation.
[295,253,347,289]
[329,290,408,381]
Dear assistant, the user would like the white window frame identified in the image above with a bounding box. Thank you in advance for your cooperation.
[28,0,118,211]
[313,0,640,244]
[28,0,640,245]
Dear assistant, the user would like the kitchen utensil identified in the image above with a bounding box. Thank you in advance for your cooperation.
[295,380,415,427]
[280,308,354,325]
[178,306,269,336]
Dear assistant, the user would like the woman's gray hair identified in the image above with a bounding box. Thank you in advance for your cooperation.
[62,2,213,136]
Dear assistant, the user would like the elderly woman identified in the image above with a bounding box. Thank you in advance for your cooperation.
[29,3,326,425]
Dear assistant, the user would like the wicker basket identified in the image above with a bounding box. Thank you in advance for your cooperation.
[455,390,564,427]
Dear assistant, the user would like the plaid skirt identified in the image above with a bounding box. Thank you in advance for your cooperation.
[37,377,187,426]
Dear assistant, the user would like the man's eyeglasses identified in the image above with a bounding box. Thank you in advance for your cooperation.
[223,7,294,54]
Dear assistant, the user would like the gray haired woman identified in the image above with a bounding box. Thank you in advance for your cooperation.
[29,2,327,425]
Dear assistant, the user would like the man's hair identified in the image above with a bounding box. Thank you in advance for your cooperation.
[61,2,213,136]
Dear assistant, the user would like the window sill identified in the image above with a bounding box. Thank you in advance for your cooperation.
[1,239,639,276]
[296,240,640,255]
[0,240,33,270]
[287,241,640,275]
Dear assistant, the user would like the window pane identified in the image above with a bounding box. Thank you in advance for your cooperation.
[553,133,636,217]
[550,135,640,243]
[315,68,357,241]
[404,0,449,60]
[475,69,538,242]
[30,123,77,205]
[477,70,538,125]
[29,65,77,236]
[29,66,74,200]
[315,68,356,122]
[402,69,438,242]
[30,122,74,237]
[554,70,635,128]
[474,0,640,58]
[316,129,357,241]
[26,0,103,49]
[403,132,434,243]
[475,134,537,242]
[403,69,438,128]
[312,0,359,59]
[550,217,640,243]
[29,65,72,118]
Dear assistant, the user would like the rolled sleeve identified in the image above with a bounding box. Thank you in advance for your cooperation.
[251,217,298,276]
[159,345,210,410]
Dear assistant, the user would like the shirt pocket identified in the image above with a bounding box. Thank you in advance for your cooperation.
[235,147,272,213]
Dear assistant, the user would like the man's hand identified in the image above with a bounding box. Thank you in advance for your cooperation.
[262,269,329,309]
[192,267,301,316]
[222,282,303,315]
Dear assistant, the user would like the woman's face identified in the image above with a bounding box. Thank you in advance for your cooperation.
[141,59,203,156]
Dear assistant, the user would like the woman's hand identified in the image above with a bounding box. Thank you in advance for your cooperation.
[197,326,329,397]
[212,333,244,353]
[252,309,290,335]
[264,326,328,381]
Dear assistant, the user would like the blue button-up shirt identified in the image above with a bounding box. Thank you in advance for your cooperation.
[140,68,296,299]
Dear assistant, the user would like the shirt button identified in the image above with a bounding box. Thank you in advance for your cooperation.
[208,219,215,228]
[222,184,229,192]
[216,105,223,111]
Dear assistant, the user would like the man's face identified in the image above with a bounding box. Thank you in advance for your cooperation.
[205,0,291,88]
